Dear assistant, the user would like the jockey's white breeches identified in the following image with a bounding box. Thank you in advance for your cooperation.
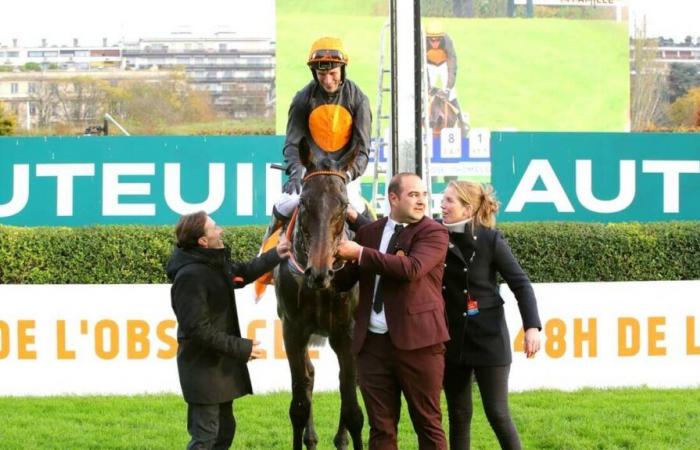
[427,63,458,101]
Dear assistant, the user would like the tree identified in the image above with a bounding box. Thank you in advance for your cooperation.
[668,87,700,128]
[630,20,667,131]
[54,76,110,123]
[109,73,216,132]
[28,80,58,127]
[667,63,700,103]
[0,102,17,135]
[22,62,41,72]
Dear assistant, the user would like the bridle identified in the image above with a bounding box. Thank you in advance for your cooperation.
[303,170,347,183]
[286,169,348,277]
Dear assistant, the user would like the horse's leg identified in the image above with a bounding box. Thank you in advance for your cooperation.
[302,351,319,449]
[284,321,317,450]
[329,329,364,450]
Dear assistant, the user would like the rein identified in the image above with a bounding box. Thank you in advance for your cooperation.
[286,207,305,274]
[429,93,460,128]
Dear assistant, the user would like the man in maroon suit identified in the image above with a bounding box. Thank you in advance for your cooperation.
[335,173,449,450]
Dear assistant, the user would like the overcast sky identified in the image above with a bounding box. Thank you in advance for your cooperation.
[0,0,275,47]
[628,0,700,41]
[1,0,698,48]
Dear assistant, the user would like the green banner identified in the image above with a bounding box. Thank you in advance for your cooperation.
[4,133,700,226]
[0,136,284,226]
[491,132,700,222]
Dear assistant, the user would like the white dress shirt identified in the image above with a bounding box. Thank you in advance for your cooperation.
[368,217,407,334]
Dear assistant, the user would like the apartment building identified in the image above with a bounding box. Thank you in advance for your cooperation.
[121,32,275,118]
[0,38,122,71]
[0,32,275,127]
[656,46,700,65]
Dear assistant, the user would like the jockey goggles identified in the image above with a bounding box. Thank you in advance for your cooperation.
[308,49,347,70]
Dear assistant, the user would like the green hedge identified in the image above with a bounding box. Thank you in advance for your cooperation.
[499,222,700,282]
[0,222,698,284]
[0,225,263,284]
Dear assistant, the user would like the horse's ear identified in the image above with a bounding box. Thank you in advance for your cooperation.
[299,138,314,170]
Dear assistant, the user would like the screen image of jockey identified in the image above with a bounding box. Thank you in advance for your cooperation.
[425,20,469,136]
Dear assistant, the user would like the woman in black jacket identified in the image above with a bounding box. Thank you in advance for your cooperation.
[439,181,541,450]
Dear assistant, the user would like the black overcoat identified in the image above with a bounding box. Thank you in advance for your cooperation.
[166,246,281,404]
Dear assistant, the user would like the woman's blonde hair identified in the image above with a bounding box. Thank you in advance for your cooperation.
[447,180,500,229]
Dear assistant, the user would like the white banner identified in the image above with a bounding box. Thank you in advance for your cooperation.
[0,280,698,396]
[504,280,700,390]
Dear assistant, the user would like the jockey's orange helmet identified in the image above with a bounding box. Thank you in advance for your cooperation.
[425,20,446,39]
[307,37,349,81]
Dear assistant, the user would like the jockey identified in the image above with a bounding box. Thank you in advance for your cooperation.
[261,36,372,249]
[425,20,468,133]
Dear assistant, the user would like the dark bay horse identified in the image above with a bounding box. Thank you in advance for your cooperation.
[274,155,364,450]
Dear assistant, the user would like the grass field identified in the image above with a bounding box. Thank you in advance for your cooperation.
[276,10,629,134]
[2,387,699,449]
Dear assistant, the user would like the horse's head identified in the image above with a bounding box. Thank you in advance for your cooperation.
[296,157,349,290]
[428,89,458,133]
[429,90,447,130]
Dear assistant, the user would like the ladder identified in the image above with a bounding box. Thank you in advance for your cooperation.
[370,20,391,217]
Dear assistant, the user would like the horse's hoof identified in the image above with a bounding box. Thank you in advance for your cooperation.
[333,437,349,450]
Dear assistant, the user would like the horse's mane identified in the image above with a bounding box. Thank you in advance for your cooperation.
[314,157,339,172]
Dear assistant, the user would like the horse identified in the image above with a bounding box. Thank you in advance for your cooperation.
[428,89,463,136]
[274,150,364,450]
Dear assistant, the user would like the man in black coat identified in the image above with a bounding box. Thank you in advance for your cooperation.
[166,211,290,450]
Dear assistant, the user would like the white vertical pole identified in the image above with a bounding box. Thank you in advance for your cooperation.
[390,0,422,177]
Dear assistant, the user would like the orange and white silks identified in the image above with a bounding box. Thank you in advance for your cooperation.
[427,47,448,66]
[308,104,353,152]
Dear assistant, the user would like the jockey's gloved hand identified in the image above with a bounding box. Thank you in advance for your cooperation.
[345,171,353,183]
[283,165,303,195]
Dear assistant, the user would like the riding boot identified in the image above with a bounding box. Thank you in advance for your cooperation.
[254,208,289,300]
[260,206,287,256]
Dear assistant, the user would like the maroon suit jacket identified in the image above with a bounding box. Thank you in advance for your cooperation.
[336,216,450,354]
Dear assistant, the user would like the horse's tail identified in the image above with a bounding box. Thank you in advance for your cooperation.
[308,334,327,348]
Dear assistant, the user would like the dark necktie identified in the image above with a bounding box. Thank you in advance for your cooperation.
[373,224,405,314]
